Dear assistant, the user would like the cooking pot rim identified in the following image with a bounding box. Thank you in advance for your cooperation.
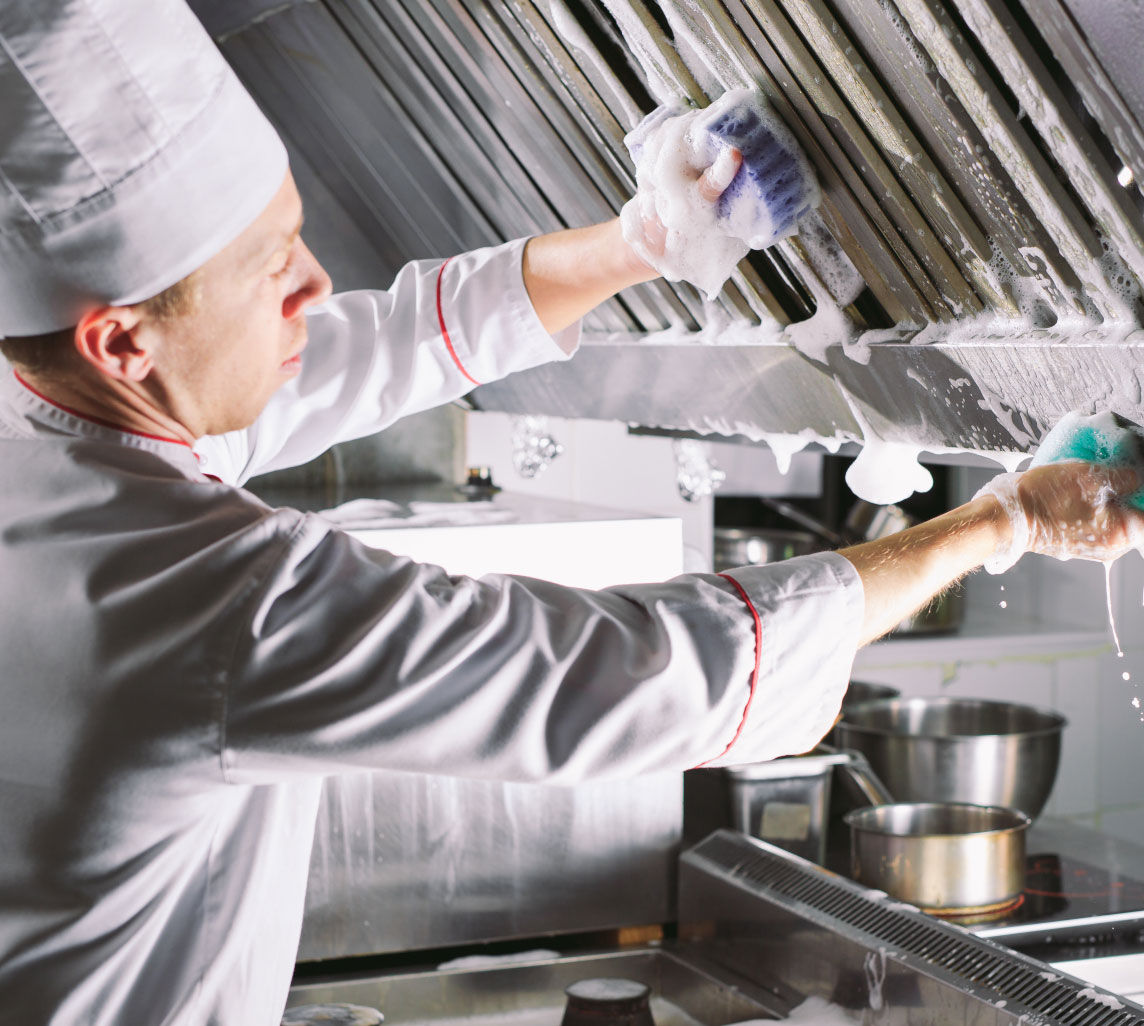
[843,801,1032,837]
[837,696,1067,739]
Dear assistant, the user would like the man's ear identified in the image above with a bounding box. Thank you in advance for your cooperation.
[73,306,150,381]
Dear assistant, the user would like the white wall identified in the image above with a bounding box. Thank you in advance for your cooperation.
[466,412,716,572]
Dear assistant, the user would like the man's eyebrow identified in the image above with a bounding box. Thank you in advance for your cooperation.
[247,213,305,270]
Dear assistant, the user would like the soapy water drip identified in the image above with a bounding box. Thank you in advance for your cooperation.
[863,949,887,1012]
[1105,561,1124,658]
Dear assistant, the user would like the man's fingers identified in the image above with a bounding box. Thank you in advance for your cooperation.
[1103,465,1143,496]
[641,212,667,259]
[697,147,742,203]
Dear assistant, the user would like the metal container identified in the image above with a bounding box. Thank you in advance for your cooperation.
[834,697,1066,819]
[844,802,1031,913]
[712,527,821,570]
[685,748,891,865]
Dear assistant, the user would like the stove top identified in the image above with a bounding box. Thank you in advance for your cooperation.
[966,833,1144,957]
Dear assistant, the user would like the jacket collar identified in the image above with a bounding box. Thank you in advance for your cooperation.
[0,366,204,478]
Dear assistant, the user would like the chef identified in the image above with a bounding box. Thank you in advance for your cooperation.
[0,2,1140,1024]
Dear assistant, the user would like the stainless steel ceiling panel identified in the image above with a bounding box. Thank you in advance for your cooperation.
[473,328,1144,454]
[894,0,1129,322]
[1022,0,1144,188]
[742,0,981,318]
[829,0,1087,322]
[199,0,1144,455]
[955,0,1144,310]
[472,339,863,441]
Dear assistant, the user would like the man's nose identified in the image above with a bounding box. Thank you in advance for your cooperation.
[284,241,333,319]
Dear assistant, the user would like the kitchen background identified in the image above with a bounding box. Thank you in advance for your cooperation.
[214,0,1144,847]
[187,0,1144,1014]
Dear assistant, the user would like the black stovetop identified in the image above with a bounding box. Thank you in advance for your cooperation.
[964,821,1144,960]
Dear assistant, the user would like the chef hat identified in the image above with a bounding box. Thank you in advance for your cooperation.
[0,0,288,337]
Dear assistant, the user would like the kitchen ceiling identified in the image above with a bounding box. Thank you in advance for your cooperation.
[191,0,1144,460]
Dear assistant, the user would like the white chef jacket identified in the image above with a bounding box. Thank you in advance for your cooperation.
[0,238,864,1025]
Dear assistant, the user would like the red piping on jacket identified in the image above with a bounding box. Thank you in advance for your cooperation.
[436,257,481,387]
[693,573,763,767]
[14,372,191,447]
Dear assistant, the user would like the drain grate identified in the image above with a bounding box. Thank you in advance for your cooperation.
[694,833,1143,1026]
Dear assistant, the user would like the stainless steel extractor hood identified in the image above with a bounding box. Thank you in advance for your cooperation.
[191,0,1144,459]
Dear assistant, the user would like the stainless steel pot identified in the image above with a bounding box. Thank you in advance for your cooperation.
[834,697,1066,819]
[712,527,822,570]
[844,802,1031,913]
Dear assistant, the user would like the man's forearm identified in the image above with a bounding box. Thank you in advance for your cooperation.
[522,219,659,335]
[840,495,1010,646]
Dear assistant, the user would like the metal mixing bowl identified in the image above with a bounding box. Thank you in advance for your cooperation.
[712,527,822,570]
[845,802,1031,913]
[833,697,1066,819]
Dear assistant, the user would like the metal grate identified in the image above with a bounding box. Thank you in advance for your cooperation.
[697,832,1144,1026]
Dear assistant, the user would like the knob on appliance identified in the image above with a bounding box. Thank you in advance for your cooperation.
[560,977,655,1026]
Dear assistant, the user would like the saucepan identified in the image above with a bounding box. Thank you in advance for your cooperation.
[844,802,1031,913]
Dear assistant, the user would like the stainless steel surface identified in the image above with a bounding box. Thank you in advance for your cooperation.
[828,748,896,809]
[297,771,681,961]
[845,500,913,542]
[680,829,1144,1023]
[193,0,1144,455]
[758,495,846,547]
[840,680,900,713]
[712,526,820,569]
[834,697,1066,819]
[844,801,1031,912]
[723,749,850,865]
[684,747,891,865]
[288,948,785,1024]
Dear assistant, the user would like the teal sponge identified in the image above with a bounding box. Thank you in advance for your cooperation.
[1031,411,1144,511]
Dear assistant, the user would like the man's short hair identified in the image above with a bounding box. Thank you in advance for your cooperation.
[0,271,201,377]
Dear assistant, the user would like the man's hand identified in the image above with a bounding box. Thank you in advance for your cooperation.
[978,463,1144,571]
[841,462,1144,646]
[621,146,743,270]
[521,146,743,337]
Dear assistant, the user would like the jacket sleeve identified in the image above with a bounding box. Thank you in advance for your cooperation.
[192,237,579,486]
[220,515,864,786]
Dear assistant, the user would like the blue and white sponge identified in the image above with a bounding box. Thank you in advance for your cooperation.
[621,89,820,299]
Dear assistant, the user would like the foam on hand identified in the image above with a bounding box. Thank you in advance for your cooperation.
[621,88,821,298]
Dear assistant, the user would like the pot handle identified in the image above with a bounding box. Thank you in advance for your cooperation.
[819,743,895,806]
